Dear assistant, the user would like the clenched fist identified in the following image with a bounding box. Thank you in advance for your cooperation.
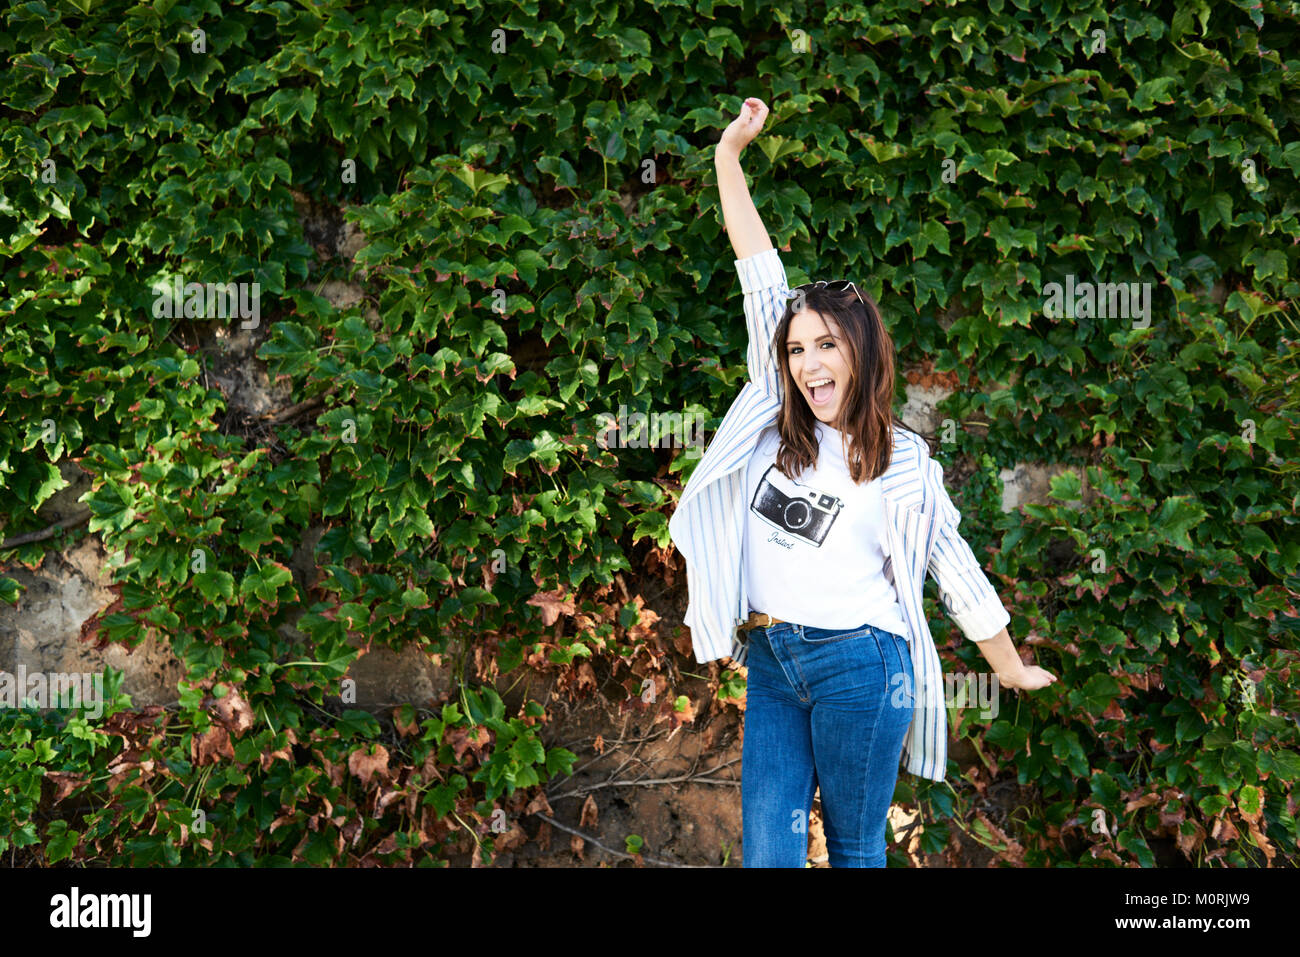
[718,97,770,158]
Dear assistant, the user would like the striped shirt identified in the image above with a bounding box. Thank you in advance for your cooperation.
[667,247,1012,782]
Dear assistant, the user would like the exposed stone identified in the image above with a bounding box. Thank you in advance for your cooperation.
[332,640,451,711]
[901,382,957,437]
[273,615,451,712]
[287,523,328,596]
[319,280,364,311]
[998,461,1096,511]
[336,219,368,262]
[0,534,186,710]
[202,319,293,417]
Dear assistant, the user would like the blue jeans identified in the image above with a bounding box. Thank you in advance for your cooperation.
[741,620,915,868]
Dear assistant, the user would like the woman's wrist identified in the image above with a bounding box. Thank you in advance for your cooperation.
[976,628,1027,682]
[996,664,1029,687]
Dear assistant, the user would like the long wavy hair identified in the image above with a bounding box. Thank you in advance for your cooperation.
[767,281,922,484]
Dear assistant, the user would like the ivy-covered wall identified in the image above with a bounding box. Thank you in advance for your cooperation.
[1,0,1297,866]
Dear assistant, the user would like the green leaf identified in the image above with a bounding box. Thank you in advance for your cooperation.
[194,571,236,604]
[1079,674,1121,716]
[630,510,669,547]
[259,321,319,379]
[43,819,80,863]
[911,220,950,256]
[1131,76,1179,111]
[1048,470,1083,501]
[1236,784,1263,818]
[757,134,805,165]
[0,577,24,605]
[1153,496,1207,550]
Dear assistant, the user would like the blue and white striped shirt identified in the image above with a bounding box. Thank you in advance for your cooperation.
[667,247,1012,782]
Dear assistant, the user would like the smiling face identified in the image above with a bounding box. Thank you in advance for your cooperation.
[786,306,854,429]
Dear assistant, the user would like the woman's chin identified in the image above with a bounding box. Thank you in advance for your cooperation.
[807,402,837,423]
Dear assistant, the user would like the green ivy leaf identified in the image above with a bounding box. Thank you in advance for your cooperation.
[193,571,236,604]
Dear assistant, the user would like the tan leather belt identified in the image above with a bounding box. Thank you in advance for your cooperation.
[738,611,785,633]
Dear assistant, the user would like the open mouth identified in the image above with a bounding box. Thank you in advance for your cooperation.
[807,377,835,406]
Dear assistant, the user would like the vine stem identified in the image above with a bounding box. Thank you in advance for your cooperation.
[526,812,712,868]
[450,810,483,859]
[0,509,91,550]
[547,757,741,802]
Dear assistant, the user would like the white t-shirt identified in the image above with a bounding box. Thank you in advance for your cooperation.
[743,421,909,637]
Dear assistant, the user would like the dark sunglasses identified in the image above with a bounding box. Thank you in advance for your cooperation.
[787,279,865,306]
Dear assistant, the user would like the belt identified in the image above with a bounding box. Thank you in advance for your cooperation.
[737,611,785,634]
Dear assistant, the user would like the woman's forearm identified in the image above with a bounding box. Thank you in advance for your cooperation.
[972,628,1026,681]
[715,146,773,261]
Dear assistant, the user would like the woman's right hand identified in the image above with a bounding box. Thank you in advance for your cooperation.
[718,97,770,158]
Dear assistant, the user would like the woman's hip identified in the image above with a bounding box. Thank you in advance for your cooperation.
[745,619,913,701]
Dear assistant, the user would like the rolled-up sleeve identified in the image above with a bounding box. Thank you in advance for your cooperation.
[734,248,790,397]
[923,457,1012,643]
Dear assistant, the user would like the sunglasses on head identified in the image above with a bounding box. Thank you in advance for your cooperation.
[787,279,865,306]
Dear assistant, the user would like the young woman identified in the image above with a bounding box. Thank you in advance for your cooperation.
[667,97,1056,868]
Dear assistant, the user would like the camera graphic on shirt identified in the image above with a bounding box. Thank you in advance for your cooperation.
[750,464,843,546]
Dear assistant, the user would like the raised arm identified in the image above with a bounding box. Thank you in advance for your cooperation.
[717,98,773,260]
[717,97,790,396]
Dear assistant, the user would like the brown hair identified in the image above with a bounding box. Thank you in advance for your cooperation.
[767,282,922,484]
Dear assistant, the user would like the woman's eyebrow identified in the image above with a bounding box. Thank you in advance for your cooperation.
[786,333,837,346]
